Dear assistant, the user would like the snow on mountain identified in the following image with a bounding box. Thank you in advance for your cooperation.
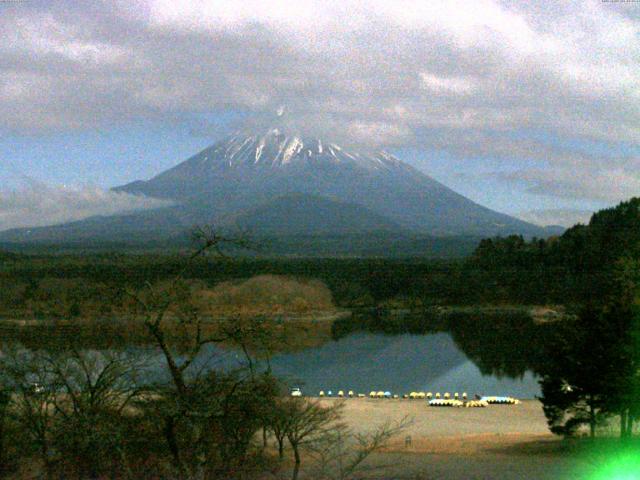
[0,126,551,247]
[154,128,409,176]
[112,127,547,237]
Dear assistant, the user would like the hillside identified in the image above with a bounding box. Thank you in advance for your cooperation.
[231,194,401,235]
[113,128,547,237]
[0,127,553,252]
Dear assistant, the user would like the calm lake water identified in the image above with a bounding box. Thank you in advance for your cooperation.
[175,330,541,398]
[3,312,548,398]
[263,332,540,398]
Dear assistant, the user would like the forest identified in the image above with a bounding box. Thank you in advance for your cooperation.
[1,198,640,478]
[3,199,639,318]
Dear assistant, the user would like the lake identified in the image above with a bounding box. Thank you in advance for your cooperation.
[1,310,550,399]
[260,331,540,398]
[167,329,541,398]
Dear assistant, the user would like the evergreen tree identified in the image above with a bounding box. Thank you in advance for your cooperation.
[539,258,640,438]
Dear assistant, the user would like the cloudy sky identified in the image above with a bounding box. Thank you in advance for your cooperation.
[1,0,639,230]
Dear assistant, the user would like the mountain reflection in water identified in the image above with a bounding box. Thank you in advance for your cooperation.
[263,332,541,398]
[2,310,552,399]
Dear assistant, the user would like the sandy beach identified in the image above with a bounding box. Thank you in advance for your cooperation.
[310,398,591,479]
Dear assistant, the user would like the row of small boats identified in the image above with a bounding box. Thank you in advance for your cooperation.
[310,390,520,406]
[427,397,520,407]
[430,399,478,407]
[317,390,466,400]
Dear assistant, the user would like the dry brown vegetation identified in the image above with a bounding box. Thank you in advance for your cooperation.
[194,275,335,316]
[0,275,341,353]
[0,274,336,321]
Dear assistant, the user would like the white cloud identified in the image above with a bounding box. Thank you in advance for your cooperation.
[517,209,594,228]
[137,0,325,31]
[0,0,639,203]
[347,121,412,146]
[501,165,640,203]
[0,183,172,232]
[420,73,476,95]
[8,12,127,65]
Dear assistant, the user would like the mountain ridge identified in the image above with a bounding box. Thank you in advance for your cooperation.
[0,127,558,252]
[113,128,548,237]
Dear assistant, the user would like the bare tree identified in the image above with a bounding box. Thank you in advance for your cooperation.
[219,314,289,452]
[124,227,283,478]
[0,347,59,479]
[270,401,290,461]
[46,349,145,479]
[306,416,413,480]
[273,398,345,480]
[0,346,146,480]
[0,386,8,477]
[125,227,254,394]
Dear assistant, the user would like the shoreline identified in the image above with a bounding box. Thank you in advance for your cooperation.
[304,398,586,479]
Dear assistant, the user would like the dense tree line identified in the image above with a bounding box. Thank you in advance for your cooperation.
[3,199,638,313]
[467,198,640,305]
[471,198,640,438]
[0,256,475,320]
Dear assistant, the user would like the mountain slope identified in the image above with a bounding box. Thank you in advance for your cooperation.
[0,205,194,244]
[0,127,551,251]
[231,194,401,235]
[114,128,546,237]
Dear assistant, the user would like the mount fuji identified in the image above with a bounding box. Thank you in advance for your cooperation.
[0,127,556,253]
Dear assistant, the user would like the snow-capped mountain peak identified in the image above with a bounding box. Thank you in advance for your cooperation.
[107,124,548,239]
[0,120,552,246]
[190,128,407,173]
